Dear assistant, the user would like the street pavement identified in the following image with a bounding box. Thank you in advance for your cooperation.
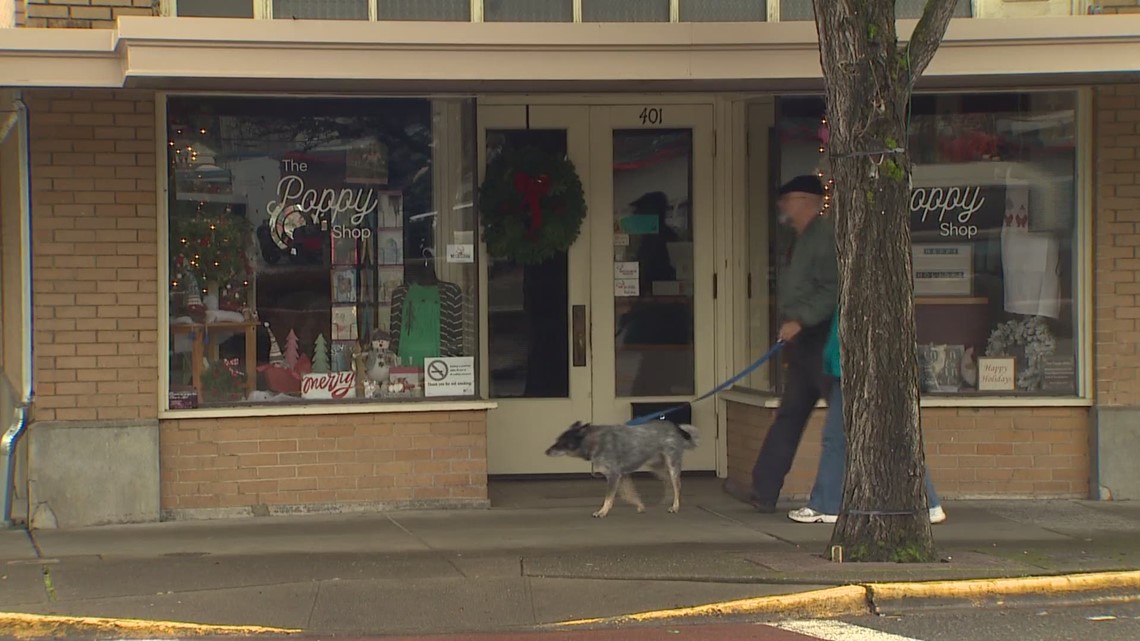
[2,478,1140,637]
[842,600,1140,641]
[22,607,1140,641]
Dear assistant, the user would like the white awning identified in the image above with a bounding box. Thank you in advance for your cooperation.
[2,15,1138,91]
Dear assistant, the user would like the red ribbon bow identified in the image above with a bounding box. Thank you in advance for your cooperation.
[513,172,551,239]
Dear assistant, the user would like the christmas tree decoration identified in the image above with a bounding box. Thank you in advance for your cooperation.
[479,146,587,265]
[284,329,301,369]
[169,200,252,314]
[312,334,331,374]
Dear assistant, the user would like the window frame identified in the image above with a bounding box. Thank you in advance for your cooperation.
[160,0,995,22]
[156,91,493,419]
[729,87,1094,407]
[156,0,816,22]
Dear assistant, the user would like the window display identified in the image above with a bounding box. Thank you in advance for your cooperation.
[770,91,1080,397]
[166,97,478,409]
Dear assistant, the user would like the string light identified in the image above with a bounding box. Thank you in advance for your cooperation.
[817,115,835,213]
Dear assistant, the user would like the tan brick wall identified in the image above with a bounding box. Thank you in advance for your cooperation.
[726,402,1090,499]
[1096,85,1140,405]
[160,411,489,515]
[26,89,159,423]
[23,0,157,28]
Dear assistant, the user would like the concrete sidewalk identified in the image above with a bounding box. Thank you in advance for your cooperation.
[2,478,1139,637]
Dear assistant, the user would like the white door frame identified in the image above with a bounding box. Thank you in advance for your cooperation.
[477,105,594,475]
[587,104,718,471]
[478,98,724,476]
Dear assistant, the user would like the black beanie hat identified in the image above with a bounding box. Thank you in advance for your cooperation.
[778,175,825,196]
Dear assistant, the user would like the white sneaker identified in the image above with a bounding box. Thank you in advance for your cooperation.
[788,507,837,524]
[929,505,947,524]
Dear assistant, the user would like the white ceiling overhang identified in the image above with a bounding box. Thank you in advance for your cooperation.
[1,15,1138,92]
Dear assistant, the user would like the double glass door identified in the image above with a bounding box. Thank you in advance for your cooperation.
[478,104,716,474]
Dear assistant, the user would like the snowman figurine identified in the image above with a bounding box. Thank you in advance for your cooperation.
[367,331,397,384]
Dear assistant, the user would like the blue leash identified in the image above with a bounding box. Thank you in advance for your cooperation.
[626,340,786,426]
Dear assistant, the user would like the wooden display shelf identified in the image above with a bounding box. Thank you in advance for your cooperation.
[170,320,258,402]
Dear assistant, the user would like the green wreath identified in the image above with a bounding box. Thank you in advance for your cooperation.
[479,146,587,265]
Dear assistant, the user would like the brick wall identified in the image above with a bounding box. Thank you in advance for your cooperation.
[1095,85,1140,405]
[160,411,489,516]
[26,89,159,423]
[23,0,156,28]
[725,402,1090,499]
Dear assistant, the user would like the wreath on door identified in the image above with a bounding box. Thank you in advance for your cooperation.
[478,146,587,265]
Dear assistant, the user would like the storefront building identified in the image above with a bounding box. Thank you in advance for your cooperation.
[1,1,1139,528]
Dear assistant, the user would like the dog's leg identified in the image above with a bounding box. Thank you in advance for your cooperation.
[618,476,646,513]
[594,473,621,518]
[664,455,682,513]
[650,456,672,506]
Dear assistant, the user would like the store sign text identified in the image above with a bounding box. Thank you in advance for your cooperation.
[267,159,377,240]
[909,185,1005,239]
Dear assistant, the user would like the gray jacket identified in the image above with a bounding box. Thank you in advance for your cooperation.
[777,215,838,329]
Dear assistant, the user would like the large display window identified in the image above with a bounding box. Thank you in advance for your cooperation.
[164,97,478,409]
[764,91,1082,397]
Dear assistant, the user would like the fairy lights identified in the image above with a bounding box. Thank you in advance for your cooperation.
[817,115,835,213]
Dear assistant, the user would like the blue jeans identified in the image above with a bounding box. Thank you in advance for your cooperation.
[807,378,941,516]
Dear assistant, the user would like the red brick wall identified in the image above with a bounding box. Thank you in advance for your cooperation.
[160,411,489,515]
[23,0,156,28]
[26,89,159,423]
[1095,85,1140,405]
[725,402,1090,499]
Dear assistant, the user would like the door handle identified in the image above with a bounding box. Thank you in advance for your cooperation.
[572,304,587,367]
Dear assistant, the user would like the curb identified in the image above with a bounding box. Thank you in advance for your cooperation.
[550,586,869,627]
[0,612,301,639]
[551,570,1140,628]
[868,569,1140,615]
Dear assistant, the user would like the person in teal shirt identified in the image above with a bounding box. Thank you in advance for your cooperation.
[788,311,947,524]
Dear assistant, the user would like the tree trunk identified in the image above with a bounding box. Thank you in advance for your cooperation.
[811,0,959,562]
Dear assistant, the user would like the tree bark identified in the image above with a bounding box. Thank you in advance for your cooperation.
[810,0,959,562]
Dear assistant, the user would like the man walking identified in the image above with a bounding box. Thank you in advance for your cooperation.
[751,175,838,513]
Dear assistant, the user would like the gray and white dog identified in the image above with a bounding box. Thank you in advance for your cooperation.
[545,420,700,518]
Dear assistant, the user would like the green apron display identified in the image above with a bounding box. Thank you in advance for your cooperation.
[397,283,441,367]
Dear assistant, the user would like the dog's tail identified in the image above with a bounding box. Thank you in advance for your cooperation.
[675,423,700,449]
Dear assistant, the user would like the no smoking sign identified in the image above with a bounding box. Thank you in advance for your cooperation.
[423,357,475,398]
[427,360,449,382]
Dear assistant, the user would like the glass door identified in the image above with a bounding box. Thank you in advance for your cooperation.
[478,105,592,475]
[588,105,717,471]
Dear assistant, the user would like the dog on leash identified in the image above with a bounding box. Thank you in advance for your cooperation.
[545,420,700,518]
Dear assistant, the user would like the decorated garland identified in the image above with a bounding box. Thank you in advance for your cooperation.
[479,146,587,265]
[985,315,1057,391]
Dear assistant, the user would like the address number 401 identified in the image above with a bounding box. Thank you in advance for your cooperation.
[639,107,663,125]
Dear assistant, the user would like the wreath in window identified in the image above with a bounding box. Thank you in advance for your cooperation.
[478,146,587,265]
[985,315,1057,391]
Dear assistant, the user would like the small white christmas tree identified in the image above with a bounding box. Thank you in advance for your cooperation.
[284,329,301,369]
[312,334,330,374]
